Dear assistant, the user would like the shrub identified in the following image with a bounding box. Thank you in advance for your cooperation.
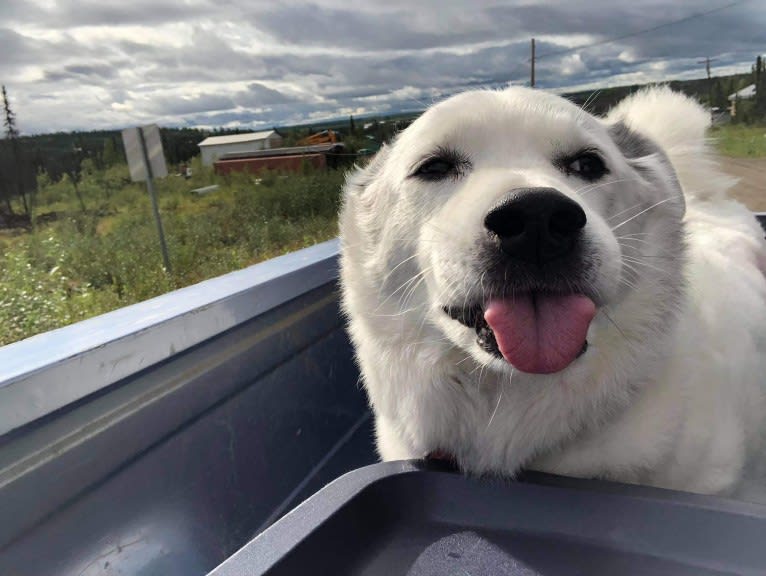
[1,159,348,344]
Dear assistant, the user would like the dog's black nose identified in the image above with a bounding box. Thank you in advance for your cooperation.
[484,187,586,264]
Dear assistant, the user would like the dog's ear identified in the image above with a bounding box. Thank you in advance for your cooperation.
[608,120,685,216]
[608,121,658,160]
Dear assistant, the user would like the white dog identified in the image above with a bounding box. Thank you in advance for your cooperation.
[339,86,766,499]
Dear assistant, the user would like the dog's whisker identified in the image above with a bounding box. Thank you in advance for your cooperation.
[579,89,602,117]
[404,335,453,349]
[600,308,629,342]
[370,305,429,318]
[618,262,640,279]
[476,362,489,393]
[469,361,485,377]
[378,253,422,291]
[617,235,675,251]
[617,237,660,247]
[612,266,640,290]
[576,177,635,197]
[618,278,640,291]
[618,242,676,260]
[619,260,643,281]
[616,232,652,238]
[410,276,464,349]
[611,197,674,231]
[486,368,513,432]
[581,277,605,302]
[622,255,670,275]
[377,265,433,312]
[389,267,431,298]
[399,273,430,309]
[608,201,650,222]
[619,251,675,261]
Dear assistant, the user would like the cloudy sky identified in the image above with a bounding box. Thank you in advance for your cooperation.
[1,0,763,134]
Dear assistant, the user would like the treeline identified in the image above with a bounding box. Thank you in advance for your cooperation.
[0,130,200,223]
[0,88,245,222]
[16,127,213,181]
[566,54,766,121]
[565,72,754,117]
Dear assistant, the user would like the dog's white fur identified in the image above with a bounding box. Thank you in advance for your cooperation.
[340,86,766,499]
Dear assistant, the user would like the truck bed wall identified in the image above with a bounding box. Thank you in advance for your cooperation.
[0,244,377,576]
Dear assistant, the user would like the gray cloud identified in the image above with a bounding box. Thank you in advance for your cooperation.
[1,0,761,134]
[3,0,216,27]
[44,62,123,82]
[0,28,47,71]
[236,82,298,107]
[254,3,495,51]
[149,93,237,116]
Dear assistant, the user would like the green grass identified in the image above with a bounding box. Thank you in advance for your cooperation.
[0,158,347,346]
[711,124,766,158]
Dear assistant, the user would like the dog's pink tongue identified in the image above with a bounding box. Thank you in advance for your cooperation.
[484,294,595,374]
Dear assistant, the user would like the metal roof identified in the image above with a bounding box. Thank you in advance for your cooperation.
[218,143,345,161]
[728,84,756,101]
[198,130,279,147]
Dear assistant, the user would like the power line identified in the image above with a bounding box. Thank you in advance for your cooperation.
[533,0,748,62]
[450,0,754,94]
[474,47,754,96]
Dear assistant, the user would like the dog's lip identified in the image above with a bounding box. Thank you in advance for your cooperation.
[442,302,501,356]
[442,303,483,328]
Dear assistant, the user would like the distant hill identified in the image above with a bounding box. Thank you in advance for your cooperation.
[562,72,753,116]
[6,71,758,183]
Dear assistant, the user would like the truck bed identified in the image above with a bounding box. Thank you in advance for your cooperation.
[0,240,377,575]
[2,215,766,575]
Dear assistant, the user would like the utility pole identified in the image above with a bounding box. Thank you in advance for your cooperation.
[698,56,715,124]
[137,127,171,273]
[530,38,536,88]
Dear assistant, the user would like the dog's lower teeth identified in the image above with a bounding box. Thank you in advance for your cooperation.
[476,325,501,357]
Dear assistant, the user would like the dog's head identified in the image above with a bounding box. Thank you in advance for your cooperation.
[341,86,686,385]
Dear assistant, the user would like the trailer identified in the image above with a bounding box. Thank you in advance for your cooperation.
[213,143,345,175]
[2,218,766,575]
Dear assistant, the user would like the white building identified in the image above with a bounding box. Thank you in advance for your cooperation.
[727,84,756,117]
[198,130,284,166]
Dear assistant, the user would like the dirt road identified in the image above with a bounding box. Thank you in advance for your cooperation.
[722,157,765,211]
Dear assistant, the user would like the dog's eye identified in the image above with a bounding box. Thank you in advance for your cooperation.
[415,157,458,181]
[412,150,470,182]
[565,152,607,181]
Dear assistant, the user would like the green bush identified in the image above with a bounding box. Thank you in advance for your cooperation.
[1,158,347,344]
[0,235,122,345]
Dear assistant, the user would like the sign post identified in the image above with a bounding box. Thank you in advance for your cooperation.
[121,125,172,272]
